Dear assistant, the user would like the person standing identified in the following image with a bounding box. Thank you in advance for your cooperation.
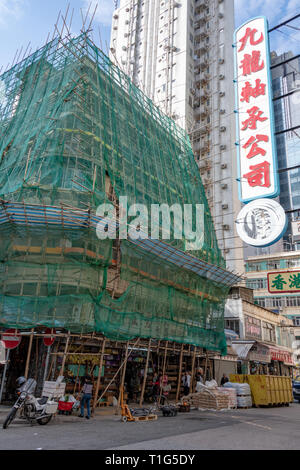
[182,371,191,396]
[79,376,93,419]
[220,373,229,386]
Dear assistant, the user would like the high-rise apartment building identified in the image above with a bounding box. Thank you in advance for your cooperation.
[110,0,243,273]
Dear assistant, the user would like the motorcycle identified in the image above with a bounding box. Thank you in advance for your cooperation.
[3,377,59,429]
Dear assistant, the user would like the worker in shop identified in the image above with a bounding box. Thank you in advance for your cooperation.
[182,371,191,396]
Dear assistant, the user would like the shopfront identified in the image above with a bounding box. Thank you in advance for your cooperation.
[268,347,294,377]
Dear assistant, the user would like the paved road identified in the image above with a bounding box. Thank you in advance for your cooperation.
[0,403,299,450]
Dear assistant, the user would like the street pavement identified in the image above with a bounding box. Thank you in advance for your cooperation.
[0,403,299,450]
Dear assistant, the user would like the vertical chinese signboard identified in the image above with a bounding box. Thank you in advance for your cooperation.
[234,16,279,203]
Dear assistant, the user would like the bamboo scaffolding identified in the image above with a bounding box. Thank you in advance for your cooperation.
[92,338,106,415]
[117,341,129,411]
[59,331,71,377]
[176,344,184,402]
[158,341,168,405]
[139,339,151,406]
[190,347,197,393]
[24,328,34,379]
[96,338,140,406]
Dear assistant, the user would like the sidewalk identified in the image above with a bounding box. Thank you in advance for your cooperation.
[0,404,119,424]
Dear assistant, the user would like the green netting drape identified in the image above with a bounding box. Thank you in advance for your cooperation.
[0,35,229,354]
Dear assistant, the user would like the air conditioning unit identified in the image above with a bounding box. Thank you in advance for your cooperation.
[110,47,116,53]
[232,294,239,299]
[222,204,228,210]
[218,13,224,19]
[221,183,228,189]
[220,126,226,132]
[113,14,119,19]
[223,224,230,230]
[224,248,230,254]
[219,91,225,97]
[221,163,227,169]
[125,20,129,24]
[190,88,196,95]
[218,58,224,64]
[219,74,225,80]
[220,109,226,114]
[122,46,127,51]
[220,145,226,151]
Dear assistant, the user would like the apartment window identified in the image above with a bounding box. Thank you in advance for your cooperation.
[286,296,300,307]
[190,33,194,43]
[262,321,276,343]
[225,319,240,336]
[254,297,266,307]
[247,262,262,272]
[267,260,280,270]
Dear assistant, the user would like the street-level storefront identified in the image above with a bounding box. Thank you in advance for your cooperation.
[268,346,294,376]
[231,340,294,376]
[248,342,270,375]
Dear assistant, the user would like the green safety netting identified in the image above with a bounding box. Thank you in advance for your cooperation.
[0,34,231,354]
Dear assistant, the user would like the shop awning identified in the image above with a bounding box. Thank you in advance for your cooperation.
[248,342,271,363]
[231,341,255,360]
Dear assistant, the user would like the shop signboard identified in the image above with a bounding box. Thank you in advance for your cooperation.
[234,16,279,203]
[268,270,300,294]
[244,315,262,340]
[236,198,287,247]
[269,347,293,365]
[248,343,270,363]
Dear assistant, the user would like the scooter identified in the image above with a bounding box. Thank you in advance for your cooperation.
[3,377,59,429]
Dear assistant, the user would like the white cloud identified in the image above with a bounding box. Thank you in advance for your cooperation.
[0,0,26,26]
[82,0,115,28]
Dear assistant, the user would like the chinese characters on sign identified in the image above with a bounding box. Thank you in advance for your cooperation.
[245,315,262,340]
[268,270,300,293]
[234,17,279,202]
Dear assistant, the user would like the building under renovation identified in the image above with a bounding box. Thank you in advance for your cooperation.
[0,34,239,403]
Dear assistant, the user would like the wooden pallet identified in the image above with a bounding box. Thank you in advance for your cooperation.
[130,414,158,422]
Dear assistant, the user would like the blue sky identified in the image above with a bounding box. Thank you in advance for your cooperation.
[0,0,299,71]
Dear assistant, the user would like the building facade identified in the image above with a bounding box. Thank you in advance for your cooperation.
[243,50,300,338]
[225,287,296,375]
[110,0,243,273]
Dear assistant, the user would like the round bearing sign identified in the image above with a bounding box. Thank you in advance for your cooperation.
[236,198,287,247]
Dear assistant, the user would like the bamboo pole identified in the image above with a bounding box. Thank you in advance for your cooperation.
[59,331,71,377]
[139,339,151,406]
[190,347,197,393]
[96,338,140,406]
[204,351,209,383]
[92,339,106,415]
[117,342,129,411]
[176,344,184,402]
[73,364,81,394]
[24,328,34,379]
[158,341,168,405]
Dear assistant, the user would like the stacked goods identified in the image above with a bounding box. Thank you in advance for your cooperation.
[185,389,230,411]
[224,382,252,408]
[217,387,237,409]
